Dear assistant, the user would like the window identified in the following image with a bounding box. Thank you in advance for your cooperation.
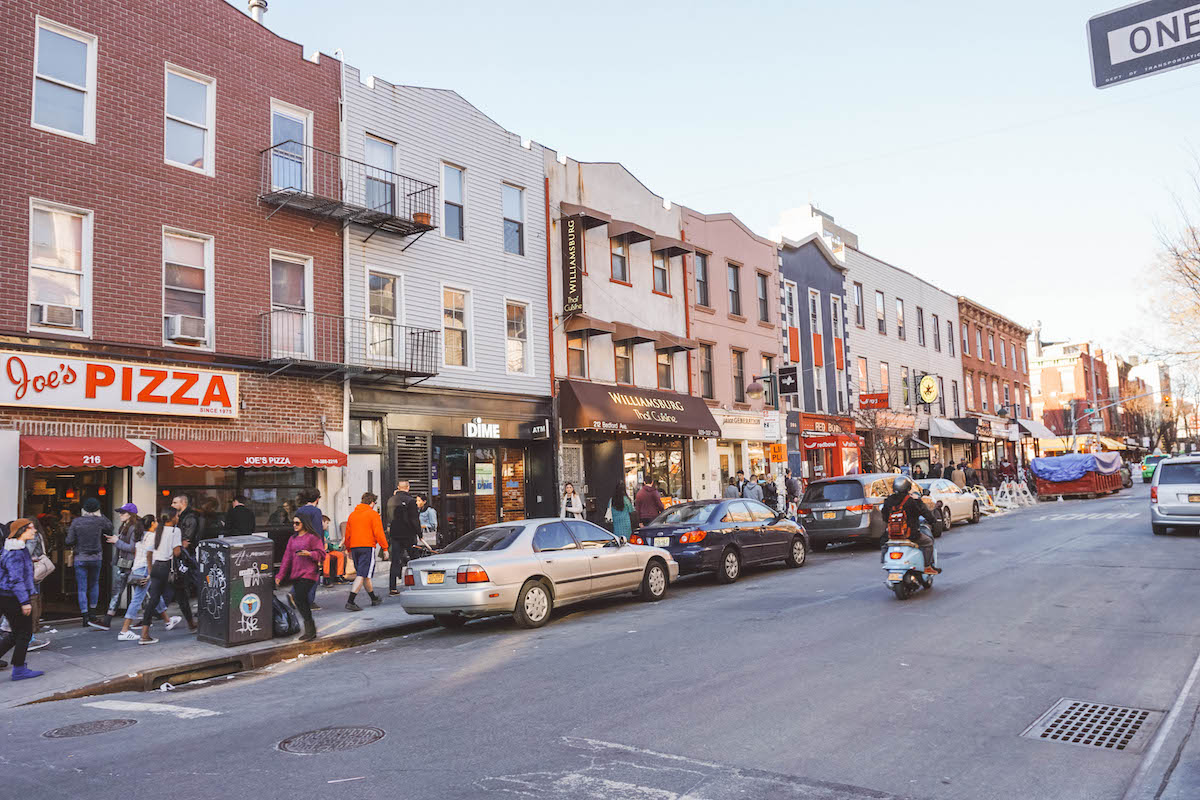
[443,525,523,552]
[980,375,989,411]
[443,164,464,240]
[830,296,842,338]
[962,322,969,356]
[653,252,670,294]
[611,236,629,283]
[567,332,587,378]
[756,272,770,322]
[657,350,673,390]
[937,376,946,415]
[1024,387,1031,415]
[442,287,468,366]
[992,378,1000,411]
[364,135,396,214]
[732,350,745,402]
[699,344,714,399]
[505,301,529,374]
[270,255,310,357]
[165,66,215,175]
[988,333,996,363]
[976,328,983,361]
[727,264,742,315]
[29,201,91,334]
[952,380,960,416]
[368,271,400,359]
[763,355,777,408]
[695,253,710,306]
[162,230,212,347]
[854,282,865,327]
[271,102,310,191]
[782,281,798,329]
[533,522,577,553]
[615,342,633,384]
[1011,343,1018,371]
[948,321,955,356]
[1021,347,1028,373]
[901,366,910,407]
[348,418,382,448]
[895,299,905,339]
[932,314,941,351]
[965,373,975,409]
[1003,382,1012,411]
[1000,337,1007,367]
[880,362,890,403]
[567,520,620,549]
[876,291,886,333]
[858,357,868,392]
[916,307,925,346]
[502,184,524,255]
[32,20,96,141]
[809,289,821,333]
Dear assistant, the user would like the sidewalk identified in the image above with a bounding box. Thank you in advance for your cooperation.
[0,569,434,709]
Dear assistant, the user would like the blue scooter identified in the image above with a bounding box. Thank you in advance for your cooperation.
[882,522,939,600]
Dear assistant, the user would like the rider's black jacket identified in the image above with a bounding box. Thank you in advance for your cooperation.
[881,493,938,538]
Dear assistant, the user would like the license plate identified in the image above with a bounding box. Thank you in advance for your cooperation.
[426,572,445,584]
[887,573,902,582]
[822,511,836,520]
[1190,495,1200,503]
[654,537,670,547]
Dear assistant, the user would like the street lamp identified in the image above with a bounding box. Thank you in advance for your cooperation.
[745,374,776,402]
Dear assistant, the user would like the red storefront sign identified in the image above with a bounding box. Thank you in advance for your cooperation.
[858,392,889,410]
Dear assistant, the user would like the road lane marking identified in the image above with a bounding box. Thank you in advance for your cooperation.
[83,700,221,719]
[1033,513,1140,521]
[327,777,365,784]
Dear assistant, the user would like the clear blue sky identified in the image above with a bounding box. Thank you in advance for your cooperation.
[244,0,1200,353]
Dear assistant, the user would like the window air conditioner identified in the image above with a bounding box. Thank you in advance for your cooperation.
[34,303,79,328]
[167,314,207,342]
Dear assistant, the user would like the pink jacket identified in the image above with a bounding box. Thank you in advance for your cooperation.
[277,532,326,583]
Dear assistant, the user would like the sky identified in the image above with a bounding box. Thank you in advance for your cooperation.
[242,0,1200,355]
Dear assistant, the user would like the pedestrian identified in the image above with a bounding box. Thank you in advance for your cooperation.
[23,519,51,652]
[605,481,634,539]
[116,515,180,641]
[0,519,45,680]
[635,479,665,527]
[951,462,967,489]
[388,481,421,597]
[416,495,438,548]
[226,495,256,535]
[928,460,943,480]
[321,515,347,586]
[762,475,779,510]
[560,483,584,519]
[66,497,110,629]
[277,515,326,642]
[137,514,196,645]
[723,477,740,498]
[744,475,764,502]
[784,468,801,506]
[172,493,201,553]
[964,462,978,487]
[343,493,388,611]
[95,503,142,629]
[295,488,323,611]
[735,470,748,496]
[912,464,925,479]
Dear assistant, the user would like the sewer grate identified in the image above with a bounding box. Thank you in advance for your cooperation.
[1021,698,1163,753]
[278,726,385,754]
[43,719,137,739]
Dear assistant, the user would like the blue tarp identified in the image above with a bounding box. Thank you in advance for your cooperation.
[1031,452,1123,482]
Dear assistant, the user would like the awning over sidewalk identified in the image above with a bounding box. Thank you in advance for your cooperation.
[153,440,347,468]
[558,380,721,438]
[1017,418,1058,439]
[19,436,146,469]
[929,417,974,441]
[1097,435,1127,451]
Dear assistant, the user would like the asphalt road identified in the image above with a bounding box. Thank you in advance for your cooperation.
[5,484,1200,800]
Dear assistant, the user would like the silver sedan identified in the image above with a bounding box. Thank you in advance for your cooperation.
[400,517,679,629]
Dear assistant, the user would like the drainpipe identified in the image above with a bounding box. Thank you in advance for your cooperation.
[333,47,350,530]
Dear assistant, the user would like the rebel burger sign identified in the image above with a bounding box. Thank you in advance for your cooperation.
[0,351,239,418]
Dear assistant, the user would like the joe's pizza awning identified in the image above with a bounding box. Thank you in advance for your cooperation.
[153,440,347,468]
[19,436,146,469]
[559,380,721,438]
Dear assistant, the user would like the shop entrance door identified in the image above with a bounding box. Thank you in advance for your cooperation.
[437,445,472,545]
[500,448,525,522]
[473,447,499,527]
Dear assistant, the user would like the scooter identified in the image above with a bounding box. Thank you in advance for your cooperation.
[882,522,939,601]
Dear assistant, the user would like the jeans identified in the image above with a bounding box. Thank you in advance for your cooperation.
[123,567,167,621]
[141,561,194,628]
[74,560,102,614]
[0,595,32,667]
[292,579,315,633]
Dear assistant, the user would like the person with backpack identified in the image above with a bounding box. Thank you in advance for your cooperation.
[115,515,180,641]
[0,520,45,680]
[137,514,196,645]
[881,476,941,575]
[276,515,326,642]
[762,475,779,511]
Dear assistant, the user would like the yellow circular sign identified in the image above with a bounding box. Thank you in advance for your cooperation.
[919,375,939,404]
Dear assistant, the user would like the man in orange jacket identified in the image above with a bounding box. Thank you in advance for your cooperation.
[342,492,389,611]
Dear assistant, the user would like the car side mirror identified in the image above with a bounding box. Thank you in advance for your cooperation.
[772,511,786,523]
[618,536,628,547]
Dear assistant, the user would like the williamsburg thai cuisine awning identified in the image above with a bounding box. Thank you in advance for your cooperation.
[153,440,347,468]
[558,380,721,438]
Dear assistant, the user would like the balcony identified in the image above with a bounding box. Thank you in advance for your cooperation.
[259,309,441,384]
[258,141,437,242]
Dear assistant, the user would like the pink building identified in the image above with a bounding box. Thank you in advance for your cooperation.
[681,208,783,494]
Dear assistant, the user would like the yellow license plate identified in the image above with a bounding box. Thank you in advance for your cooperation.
[887,573,903,582]
[654,537,670,547]
[427,572,445,584]
[823,511,836,519]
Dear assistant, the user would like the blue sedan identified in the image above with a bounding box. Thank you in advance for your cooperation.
[632,498,809,583]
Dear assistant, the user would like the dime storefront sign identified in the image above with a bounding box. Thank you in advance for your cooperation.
[561,215,585,316]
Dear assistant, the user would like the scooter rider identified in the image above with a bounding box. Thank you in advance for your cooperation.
[881,476,941,575]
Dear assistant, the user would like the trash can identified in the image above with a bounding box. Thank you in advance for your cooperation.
[197,536,275,647]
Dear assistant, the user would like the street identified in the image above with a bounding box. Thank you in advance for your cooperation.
[5,486,1199,800]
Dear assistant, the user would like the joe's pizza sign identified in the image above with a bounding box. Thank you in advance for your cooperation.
[1,350,239,418]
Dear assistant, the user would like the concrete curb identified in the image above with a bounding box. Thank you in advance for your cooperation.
[23,616,439,706]
[1122,640,1200,800]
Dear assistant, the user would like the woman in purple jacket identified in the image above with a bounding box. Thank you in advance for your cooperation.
[0,519,44,680]
[277,515,326,642]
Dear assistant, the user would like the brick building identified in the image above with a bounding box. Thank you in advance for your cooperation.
[956,298,1032,468]
[0,0,351,612]
[1028,325,1113,450]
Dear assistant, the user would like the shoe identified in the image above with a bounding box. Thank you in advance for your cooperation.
[0,660,7,669]
[138,637,159,646]
[310,604,322,611]
[81,616,90,629]
[345,602,362,612]
[165,616,183,631]
[924,566,942,575]
[370,596,383,607]
[389,589,400,596]
[95,615,113,629]
[298,621,317,642]
[11,665,43,681]
[26,637,48,651]
[117,631,139,642]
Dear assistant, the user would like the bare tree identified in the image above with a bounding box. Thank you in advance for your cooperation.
[852,406,912,472]
[1155,162,1200,359]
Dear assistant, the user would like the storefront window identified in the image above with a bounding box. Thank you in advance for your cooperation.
[157,460,311,541]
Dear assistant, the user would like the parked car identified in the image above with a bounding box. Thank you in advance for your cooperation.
[399,518,678,629]
[798,473,945,551]
[915,478,981,528]
[632,498,808,583]
[1142,454,1169,483]
[1150,456,1200,535]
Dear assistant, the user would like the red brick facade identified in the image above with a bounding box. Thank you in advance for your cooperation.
[957,298,1031,420]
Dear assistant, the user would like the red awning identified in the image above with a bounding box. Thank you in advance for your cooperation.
[19,436,147,469]
[154,440,347,469]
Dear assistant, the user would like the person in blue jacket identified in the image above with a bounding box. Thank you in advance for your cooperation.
[0,519,45,680]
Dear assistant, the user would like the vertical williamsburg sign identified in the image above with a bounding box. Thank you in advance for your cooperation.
[1088,1,1200,88]
[561,214,585,316]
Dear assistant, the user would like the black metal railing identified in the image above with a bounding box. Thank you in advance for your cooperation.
[259,309,441,378]
[258,142,437,237]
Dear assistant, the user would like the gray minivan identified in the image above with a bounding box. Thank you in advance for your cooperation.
[797,473,891,550]
[1150,456,1200,535]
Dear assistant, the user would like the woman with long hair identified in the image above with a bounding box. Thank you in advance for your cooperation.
[277,515,326,642]
[0,520,44,679]
[137,513,192,645]
[605,481,633,539]
[560,482,584,520]
[116,515,180,641]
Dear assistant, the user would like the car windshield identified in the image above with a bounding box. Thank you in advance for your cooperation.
[802,480,865,503]
[653,503,716,525]
[1146,455,1168,465]
[440,525,524,552]
[1158,463,1200,485]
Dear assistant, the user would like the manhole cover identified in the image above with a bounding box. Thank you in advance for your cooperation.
[1021,699,1163,753]
[279,726,385,754]
[43,719,137,739]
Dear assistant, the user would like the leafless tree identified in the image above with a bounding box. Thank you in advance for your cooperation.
[852,406,912,472]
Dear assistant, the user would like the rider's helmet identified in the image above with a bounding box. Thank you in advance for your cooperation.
[892,476,912,495]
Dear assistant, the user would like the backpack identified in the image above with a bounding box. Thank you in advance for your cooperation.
[763,481,779,505]
[272,594,300,636]
[886,503,909,540]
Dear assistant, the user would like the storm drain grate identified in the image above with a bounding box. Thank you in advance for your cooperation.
[278,726,385,754]
[1021,698,1163,753]
[43,719,137,738]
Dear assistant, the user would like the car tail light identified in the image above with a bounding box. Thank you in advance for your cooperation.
[457,564,489,584]
[630,534,645,545]
[845,504,872,513]
[797,507,812,514]
[1151,486,1158,504]
[677,530,707,544]
[403,567,414,586]
[889,551,903,560]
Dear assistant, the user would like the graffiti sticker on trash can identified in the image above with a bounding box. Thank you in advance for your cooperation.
[239,593,261,617]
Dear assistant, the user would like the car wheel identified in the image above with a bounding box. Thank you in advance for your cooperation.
[434,614,468,629]
[785,536,807,568]
[969,502,981,524]
[942,508,953,531]
[639,559,668,601]
[810,540,827,552]
[513,579,553,628]
[1153,524,1167,536]
[717,547,741,584]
